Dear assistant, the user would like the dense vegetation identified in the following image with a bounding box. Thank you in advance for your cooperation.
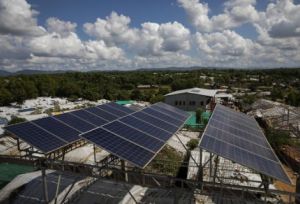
[0,68,299,106]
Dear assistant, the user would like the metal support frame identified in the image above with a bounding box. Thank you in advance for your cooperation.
[41,167,49,203]
[175,134,200,169]
[213,156,219,183]
[54,148,66,204]
[121,160,128,182]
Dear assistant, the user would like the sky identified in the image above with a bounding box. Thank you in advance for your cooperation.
[0,0,300,71]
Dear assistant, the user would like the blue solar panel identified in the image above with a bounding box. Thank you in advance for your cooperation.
[200,135,290,184]
[5,122,67,153]
[120,116,172,141]
[155,102,190,118]
[205,125,277,161]
[33,117,80,142]
[199,104,291,184]
[142,108,183,126]
[209,118,268,146]
[106,102,135,114]
[81,128,154,168]
[103,121,164,152]
[151,105,188,121]
[85,107,118,121]
[97,104,128,117]
[213,109,258,129]
[132,111,178,133]
[70,110,108,126]
[54,113,95,132]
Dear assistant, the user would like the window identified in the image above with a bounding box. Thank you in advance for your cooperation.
[175,101,178,106]
[200,101,204,106]
[179,101,182,106]
[183,101,185,105]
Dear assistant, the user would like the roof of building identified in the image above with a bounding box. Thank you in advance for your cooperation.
[165,88,218,97]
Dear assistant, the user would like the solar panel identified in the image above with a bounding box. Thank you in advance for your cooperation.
[105,102,135,114]
[80,102,189,169]
[103,121,164,152]
[120,116,172,141]
[132,111,178,133]
[142,108,183,126]
[4,102,133,154]
[54,113,96,132]
[5,122,67,153]
[97,104,128,117]
[85,107,118,121]
[150,105,188,121]
[70,110,108,126]
[155,102,190,118]
[33,117,80,142]
[199,104,291,184]
[81,128,154,168]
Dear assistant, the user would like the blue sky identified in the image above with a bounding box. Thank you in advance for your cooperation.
[0,0,300,71]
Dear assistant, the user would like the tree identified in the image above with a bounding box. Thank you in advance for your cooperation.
[187,139,199,150]
[0,88,13,106]
[266,128,290,149]
[196,108,203,123]
[8,116,27,125]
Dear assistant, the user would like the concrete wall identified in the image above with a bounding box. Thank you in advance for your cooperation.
[165,93,211,111]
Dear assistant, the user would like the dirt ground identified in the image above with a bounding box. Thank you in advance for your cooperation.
[274,165,297,203]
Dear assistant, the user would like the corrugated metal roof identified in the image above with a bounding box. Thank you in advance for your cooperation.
[165,88,218,97]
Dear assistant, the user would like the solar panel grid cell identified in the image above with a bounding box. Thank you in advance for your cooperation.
[85,107,118,121]
[132,111,178,133]
[70,110,108,126]
[103,121,164,152]
[150,105,188,121]
[5,122,66,153]
[205,127,277,161]
[155,102,190,118]
[213,110,258,129]
[106,102,135,114]
[120,116,172,141]
[54,113,95,132]
[33,117,80,142]
[199,104,291,184]
[143,108,183,126]
[82,128,154,168]
[97,104,128,117]
[209,118,268,146]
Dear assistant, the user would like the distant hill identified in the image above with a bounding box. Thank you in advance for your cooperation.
[0,69,77,76]
[0,70,12,76]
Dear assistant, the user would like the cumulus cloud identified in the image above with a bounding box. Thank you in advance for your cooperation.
[0,0,45,36]
[253,0,300,39]
[1,0,300,71]
[46,17,77,37]
[178,0,259,32]
[84,12,190,56]
[83,12,137,45]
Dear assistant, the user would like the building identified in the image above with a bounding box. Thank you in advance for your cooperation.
[164,87,234,111]
[164,88,217,111]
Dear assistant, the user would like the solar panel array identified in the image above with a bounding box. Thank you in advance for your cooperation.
[80,102,190,168]
[199,104,291,184]
[5,102,134,153]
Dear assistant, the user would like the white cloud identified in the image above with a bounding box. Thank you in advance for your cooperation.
[178,0,259,32]
[0,0,300,71]
[28,32,84,58]
[84,12,190,56]
[83,11,137,45]
[84,40,124,60]
[0,0,45,36]
[46,17,77,37]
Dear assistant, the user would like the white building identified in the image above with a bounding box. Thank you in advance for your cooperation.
[164,87,234,111]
